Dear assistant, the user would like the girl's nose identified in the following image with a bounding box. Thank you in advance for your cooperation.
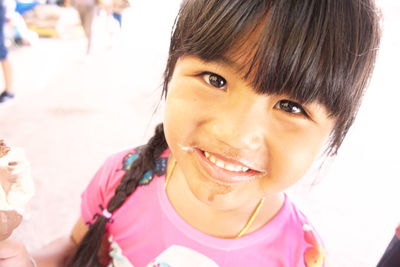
[210,102,265,152]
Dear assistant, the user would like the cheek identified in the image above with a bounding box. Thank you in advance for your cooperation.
[164,79,211,143]
[263,149,314,192]
[264,128,331,190]
[164,90,199,150]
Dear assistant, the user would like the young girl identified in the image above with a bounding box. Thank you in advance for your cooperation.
[0,0,380,266]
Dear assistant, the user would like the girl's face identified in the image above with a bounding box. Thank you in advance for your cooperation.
[164,55,335,210]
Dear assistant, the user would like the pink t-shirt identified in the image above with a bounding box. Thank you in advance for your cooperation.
[81,147,325,267]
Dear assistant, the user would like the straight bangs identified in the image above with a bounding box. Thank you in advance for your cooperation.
[165,0,380,154]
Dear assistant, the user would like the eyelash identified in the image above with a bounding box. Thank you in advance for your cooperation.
[274,100,309,117]
[200,72,227,90]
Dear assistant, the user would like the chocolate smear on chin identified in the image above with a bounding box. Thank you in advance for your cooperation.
[206,183,232,202]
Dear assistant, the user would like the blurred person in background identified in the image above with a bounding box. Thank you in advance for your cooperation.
[65,0,98,55]
[0,0,13,104]
[111,0,130,28]
[5,0,39,46]
[98,0,129,49]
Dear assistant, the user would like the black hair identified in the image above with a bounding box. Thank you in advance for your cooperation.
[69,0,381,265]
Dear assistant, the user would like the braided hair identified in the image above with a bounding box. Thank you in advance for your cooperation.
[68,123,168,267]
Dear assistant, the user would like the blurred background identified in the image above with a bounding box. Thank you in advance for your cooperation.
[0,0,398,266]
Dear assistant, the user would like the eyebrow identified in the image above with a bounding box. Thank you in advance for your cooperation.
[203,55,245,76]
[218,56,242,72]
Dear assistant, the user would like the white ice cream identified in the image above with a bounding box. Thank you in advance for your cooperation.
[0,147,34,214]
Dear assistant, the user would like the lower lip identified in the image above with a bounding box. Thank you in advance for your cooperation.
[195,149,261,184]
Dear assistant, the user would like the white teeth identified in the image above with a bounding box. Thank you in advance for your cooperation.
[209,155,217,164]
[225,164,236,172]
[234,165,242,172]
[203,151,249,172]
[215,160,225,168]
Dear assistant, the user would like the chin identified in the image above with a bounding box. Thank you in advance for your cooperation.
[186,174,245,210]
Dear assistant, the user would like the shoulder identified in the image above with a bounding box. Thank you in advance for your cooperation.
[81,146,143,206]
[81,145,169,224]
[94,145,170,194]
[80,147,139,212]
[97,146,148,187]
[105,145,169,172]
[103,147,138,170]
[285,198,326,267]
[94,147,138,188]
[99,145,148,176]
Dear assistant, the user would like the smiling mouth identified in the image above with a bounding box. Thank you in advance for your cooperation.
[204,151,250,172]
[193,148,265,184]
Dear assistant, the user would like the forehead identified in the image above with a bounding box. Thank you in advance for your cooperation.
[219,22,266,80]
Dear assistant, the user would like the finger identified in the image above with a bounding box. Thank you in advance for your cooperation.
[0,239,25,259]
[0,211,22,241]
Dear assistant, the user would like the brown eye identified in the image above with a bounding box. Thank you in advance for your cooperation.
[203,73,227,90]
[275,100,307,116]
